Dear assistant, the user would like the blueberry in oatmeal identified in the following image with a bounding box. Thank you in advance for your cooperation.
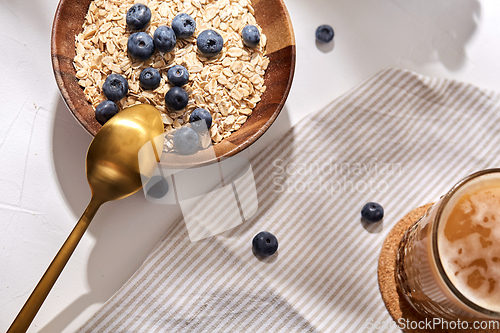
[126,4,151,31]
[127,32,155,60]
[165,86,189,111]
[315,25,334,43]
[153,25,176,53]
[242,25,260,48]
[189,108,212,133]
[197,29,224,57]
[252,231,278,257]
[102,74,128,101]
[139,67,161,90]
[173,127,199,155]
[95,100,118,125]
[172,13,196,38]
[361,202,384,223]
[167,65,189,86]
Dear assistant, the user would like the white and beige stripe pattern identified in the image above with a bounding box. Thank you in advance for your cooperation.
[79,68,500,332]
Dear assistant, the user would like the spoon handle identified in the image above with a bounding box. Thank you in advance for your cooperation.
[7,197,103,333]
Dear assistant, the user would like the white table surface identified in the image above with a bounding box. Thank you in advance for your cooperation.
[0,0,497,331]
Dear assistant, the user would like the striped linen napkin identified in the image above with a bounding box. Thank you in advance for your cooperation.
[78,68,500,332]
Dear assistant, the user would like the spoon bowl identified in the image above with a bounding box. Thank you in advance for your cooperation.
[7,104,164,333]
[86,105,164,201]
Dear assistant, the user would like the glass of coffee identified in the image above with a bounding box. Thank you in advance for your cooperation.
[396,169,500,320]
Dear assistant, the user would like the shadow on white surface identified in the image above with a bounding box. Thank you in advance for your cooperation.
[287,0,482,119]
[360,217,384,234]
[46,96,181,332]
[51,98,92,217]
[316,39,335,53]
[335,0,481,71]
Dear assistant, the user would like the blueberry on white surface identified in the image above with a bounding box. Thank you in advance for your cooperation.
[95,100,118,125]
[172,13,196,38]
[165,86,189,111]
[167,65,189,86]
[189,108,212,133]
[153,25,176,53]
[102,74,129,101]
[127,32,155,60]
[126,4,151,30]
[252,231,278,257]
[315,24,334,43]
[361,202,384,223]
[241,25,260,48]
[197,29,224,57]
[173,127,199,155]
[139,67,161,90]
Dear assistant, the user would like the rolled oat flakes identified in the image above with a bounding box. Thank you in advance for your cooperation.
[73,0,268,145]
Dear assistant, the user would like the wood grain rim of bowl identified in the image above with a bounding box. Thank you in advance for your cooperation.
[51,0,296,168]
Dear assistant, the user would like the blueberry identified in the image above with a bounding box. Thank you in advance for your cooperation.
[197,29,224,57]
[361,202,384,223]
[315,25,334,43]
[241,25,260,48]
[153,25,176,53]
[95,100,118,125]
[167,65,189,86]
[127,32,155,61]
[126,4,151,31]
[189,108,212,133]
[146,175,169,198]
[102,74,128,101]
[139,67,161,90]
[173,127,199,155]
[171,13,196,38]
[252,231,278,257]
[165,87,189,111]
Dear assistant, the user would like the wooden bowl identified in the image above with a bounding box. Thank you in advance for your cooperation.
[51,0,295,167]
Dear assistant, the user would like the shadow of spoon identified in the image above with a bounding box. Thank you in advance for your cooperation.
[7,104,164,333]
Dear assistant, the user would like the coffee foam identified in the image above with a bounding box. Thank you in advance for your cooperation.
[438,174,500,312]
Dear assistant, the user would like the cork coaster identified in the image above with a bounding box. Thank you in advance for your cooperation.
[378,203,500,333]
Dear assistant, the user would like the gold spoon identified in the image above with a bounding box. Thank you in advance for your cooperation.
[7,104,164,333]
